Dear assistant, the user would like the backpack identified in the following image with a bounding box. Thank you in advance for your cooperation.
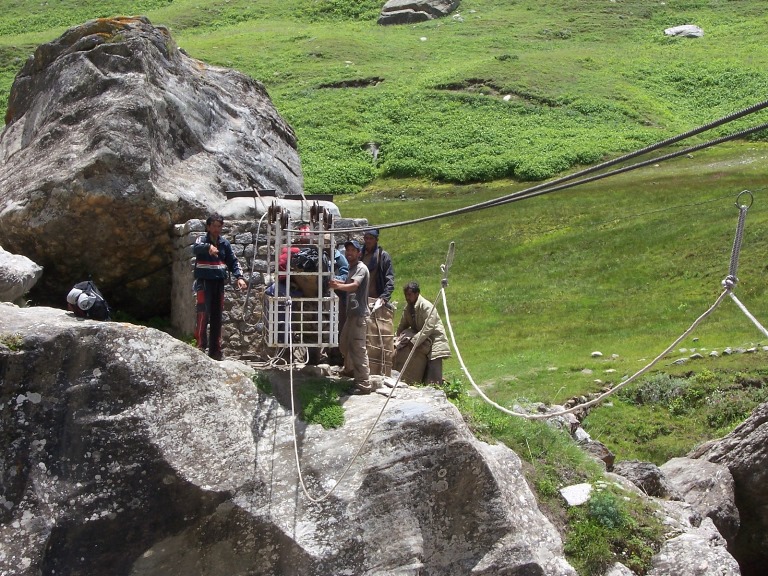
[66,280,112,321]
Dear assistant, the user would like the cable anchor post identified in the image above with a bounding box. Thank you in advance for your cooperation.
[441,242,456,288]
[722,190,753,291]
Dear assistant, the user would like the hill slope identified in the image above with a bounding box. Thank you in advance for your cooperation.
[2,1,768,193]
[2,0,768,462]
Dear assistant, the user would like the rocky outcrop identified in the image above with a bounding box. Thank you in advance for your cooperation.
[0,304,576,576]
[664,25,704,38]
[613,460,683,500]
[0,17,302,318]
[660,456,740,544]
[690,402,768,576]
[0,247,43,303]
[379,0,460,25]
[648,515,740,576]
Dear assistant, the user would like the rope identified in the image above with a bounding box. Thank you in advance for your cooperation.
[286,303,399,503]
[728,293,768,339]
[724,191,752,287]
[285,248,456,502]
[440,193,768,420]
[442,281,731,420]
[241,211,269,324]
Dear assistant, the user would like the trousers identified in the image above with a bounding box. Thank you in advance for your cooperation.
[340,315,370,387]
[195,278,225,359]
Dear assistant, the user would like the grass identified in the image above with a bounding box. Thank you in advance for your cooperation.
[252,371,347,429]
[0,332,23,351]
[4,2,768,573]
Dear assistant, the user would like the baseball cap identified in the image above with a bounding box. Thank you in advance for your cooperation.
[364,229,379,238]
[344,240,363,251]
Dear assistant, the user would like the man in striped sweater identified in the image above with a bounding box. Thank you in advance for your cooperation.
[193,213,247,360]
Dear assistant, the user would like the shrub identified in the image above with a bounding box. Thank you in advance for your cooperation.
[252,371,272,395]
[618,373,688,406]
[565,487,664,575]
[436,376,464,399]
[588,490,625,529]
[297,0,382,22]
[298,379,347,429]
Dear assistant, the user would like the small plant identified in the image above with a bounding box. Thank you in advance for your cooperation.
[619,373,688,406]
[588,490,625,529]
[565,487,664,575]
[0,332,23,351]
[436,376,464,399]
[298,379,347,429]
[252,371,272,395]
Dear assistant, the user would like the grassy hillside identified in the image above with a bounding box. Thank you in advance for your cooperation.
[4,2,768,573]
[2,1,768,192]
[3,0,768,462]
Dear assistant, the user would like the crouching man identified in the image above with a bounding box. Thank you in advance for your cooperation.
[394,281,451,384]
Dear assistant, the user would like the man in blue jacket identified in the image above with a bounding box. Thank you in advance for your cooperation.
[193,213,247,360]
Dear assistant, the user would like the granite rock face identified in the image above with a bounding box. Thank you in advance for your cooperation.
[0,17,302,318]
[690,402,768,576]
[0,304,576,576]
[378,0,461,25]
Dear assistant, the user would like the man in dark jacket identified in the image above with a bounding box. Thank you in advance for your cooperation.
[193,213,247,360]
[361,229,395,304]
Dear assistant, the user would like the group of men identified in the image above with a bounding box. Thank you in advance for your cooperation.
[193,213,451,392]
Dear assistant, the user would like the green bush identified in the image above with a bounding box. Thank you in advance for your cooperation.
[298,379,347,429]
[297,0,382,22]
[252,371,272,395]
[618,373,688,406]
[565,487,664,575]
[588,490,625,529]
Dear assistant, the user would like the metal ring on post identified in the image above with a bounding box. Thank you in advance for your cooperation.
[735,189,753,210]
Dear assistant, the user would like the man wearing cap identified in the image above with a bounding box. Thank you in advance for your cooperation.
[394,281,451,385]
[361,229,395,304]
[329,240,371,393]
[193,213,248,360]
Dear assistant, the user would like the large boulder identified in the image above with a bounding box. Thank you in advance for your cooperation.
[378,0,461,25]
[690,402,768,576]
[648,516,741,576]
[0,304,576,576]
[0,246,43,303]
[649,500,740,575]
[0,17,302,318]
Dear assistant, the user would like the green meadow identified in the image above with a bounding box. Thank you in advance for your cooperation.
[3,2,768,571]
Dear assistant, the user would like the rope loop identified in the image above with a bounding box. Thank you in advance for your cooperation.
[721,275,737,290]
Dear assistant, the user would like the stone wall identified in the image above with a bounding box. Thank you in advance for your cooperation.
[171,217,367,361]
